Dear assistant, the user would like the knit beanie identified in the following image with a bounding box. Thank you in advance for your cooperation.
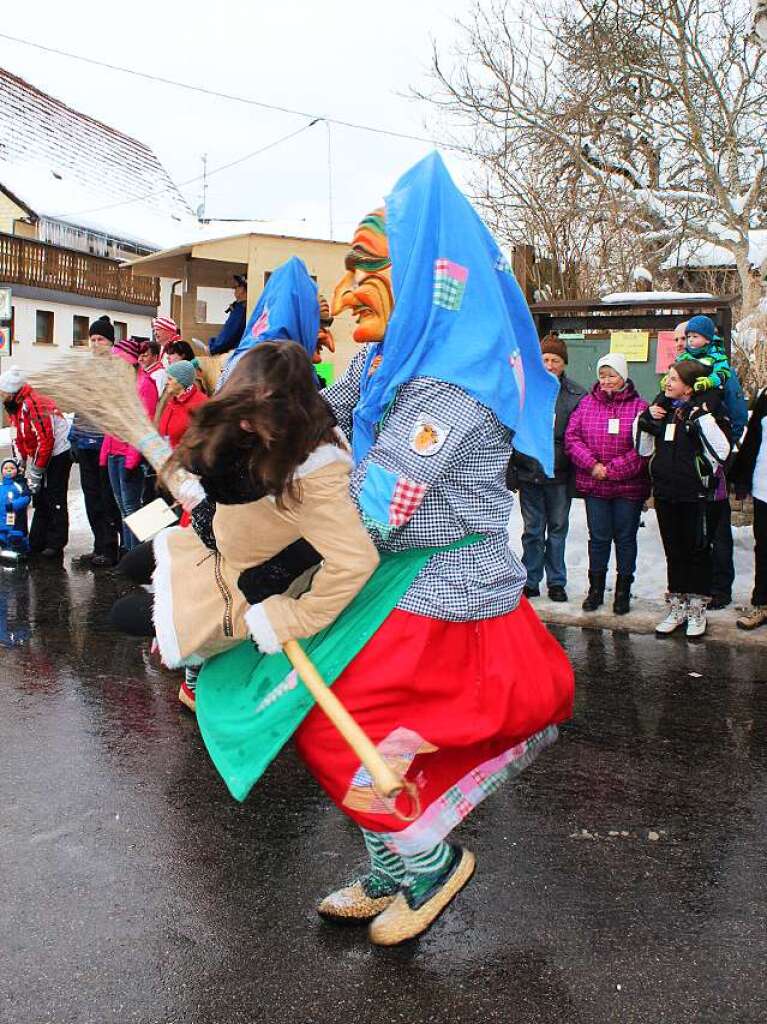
[152,316,180,338]
[597,352,628,383]
[1,457,19,476]
[672,359,710,389]
[0,364,26,394]
[89,315,115,343]
[685,315,716,343]
[540,333,568,364]
[167,360,196,390]
[112,337,141,365]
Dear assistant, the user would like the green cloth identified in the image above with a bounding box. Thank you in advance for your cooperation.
[196,537,480,801]
[314,361,335,386]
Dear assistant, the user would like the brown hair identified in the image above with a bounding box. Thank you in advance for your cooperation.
[670,359,710,389]
[166,341,338,506]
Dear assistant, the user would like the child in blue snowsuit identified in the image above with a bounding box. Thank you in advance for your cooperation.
[0,458,31,554]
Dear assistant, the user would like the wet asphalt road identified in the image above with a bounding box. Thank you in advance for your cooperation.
[1,545,767,1024]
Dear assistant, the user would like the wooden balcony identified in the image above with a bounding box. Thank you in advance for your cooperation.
[0,232,160,308]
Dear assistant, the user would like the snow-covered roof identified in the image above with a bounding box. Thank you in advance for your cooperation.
[0,68,198,250]
[195,218,347,245]
[601,290,714,304]
[663,230,767,271]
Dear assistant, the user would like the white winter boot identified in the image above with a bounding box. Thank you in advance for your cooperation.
[655,594,688,635]
[685,596,707,638]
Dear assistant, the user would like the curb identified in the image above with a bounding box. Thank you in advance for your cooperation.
[531,596,767,648]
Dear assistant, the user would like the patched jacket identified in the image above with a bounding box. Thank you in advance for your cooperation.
[324,350,526,621]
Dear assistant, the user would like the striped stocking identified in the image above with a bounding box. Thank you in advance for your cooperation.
[184,665,201,691]
[401,841,456,906]
[361,828,405,897]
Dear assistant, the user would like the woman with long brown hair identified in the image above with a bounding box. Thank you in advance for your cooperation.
[111,341,379,702]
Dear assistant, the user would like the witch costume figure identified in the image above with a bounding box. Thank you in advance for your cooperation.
[216,256,333,391]
[194,153,574,946]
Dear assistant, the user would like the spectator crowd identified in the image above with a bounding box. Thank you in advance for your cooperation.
[508,316,766,637]
[1,308,766,651]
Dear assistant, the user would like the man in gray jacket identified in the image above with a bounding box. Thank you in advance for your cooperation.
[507,334,585,602]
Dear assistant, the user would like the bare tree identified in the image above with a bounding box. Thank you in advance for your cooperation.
[419,0,767,312]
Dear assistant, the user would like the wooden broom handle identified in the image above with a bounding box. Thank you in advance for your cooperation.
[282,639,416,810]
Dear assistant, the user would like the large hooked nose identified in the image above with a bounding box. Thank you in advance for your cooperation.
[331,269,357,317]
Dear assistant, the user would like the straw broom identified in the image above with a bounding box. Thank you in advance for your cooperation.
[31,354,414,810]
[32,353,190,493]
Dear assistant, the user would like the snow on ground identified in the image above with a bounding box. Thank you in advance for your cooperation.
[508,497,754,605]
[600,291,714,304]
[22,455,764,609]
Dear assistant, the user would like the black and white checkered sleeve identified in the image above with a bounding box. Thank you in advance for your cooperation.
[323,349,367,440]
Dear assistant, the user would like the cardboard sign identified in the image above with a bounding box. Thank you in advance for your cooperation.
[610,330,649,362]
[655,331,678,374]
[124,499,179,542]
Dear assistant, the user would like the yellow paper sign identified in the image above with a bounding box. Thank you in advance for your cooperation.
[610,330,649,363]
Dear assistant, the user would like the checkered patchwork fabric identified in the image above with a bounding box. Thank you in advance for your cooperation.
[381,726,559,857]
[432,259,469,311]
[346,377,526,621]
[324,366,527,621]
[494,253,512,274]
[389,477,427,526]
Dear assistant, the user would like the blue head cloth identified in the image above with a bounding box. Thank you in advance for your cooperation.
[219,256,319,387]
[351,152,558,475]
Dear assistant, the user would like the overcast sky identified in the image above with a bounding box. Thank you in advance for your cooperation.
[0,0,476,241]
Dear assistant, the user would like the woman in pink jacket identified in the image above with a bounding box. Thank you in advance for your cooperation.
[564,353,649,614]
[100,338,158,553]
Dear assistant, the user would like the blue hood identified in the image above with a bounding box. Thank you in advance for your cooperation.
[219,256,319,387]
[351,152,557,474]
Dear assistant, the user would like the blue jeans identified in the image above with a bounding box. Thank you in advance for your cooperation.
[519,482,571,588]
[107,455,144,551]
[584,496,643,576]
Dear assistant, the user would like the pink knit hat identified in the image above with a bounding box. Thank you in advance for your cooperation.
[112,337,141,365]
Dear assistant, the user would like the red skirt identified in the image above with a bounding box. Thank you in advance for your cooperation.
[294,598,573,850]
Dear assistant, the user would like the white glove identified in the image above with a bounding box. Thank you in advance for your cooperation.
[27,464,44,495]
[177,476,206,512]
[244,604,282,655]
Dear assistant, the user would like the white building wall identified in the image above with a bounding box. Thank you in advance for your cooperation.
[4,296,155,375]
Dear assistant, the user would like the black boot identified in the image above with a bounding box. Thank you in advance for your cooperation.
[582,570,606,611]
[613,574,633,615]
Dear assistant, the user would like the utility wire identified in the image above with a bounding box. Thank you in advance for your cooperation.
[50,120,320,219]
[0,31,462,151]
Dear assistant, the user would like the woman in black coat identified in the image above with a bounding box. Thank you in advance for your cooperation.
[636,359,732,638]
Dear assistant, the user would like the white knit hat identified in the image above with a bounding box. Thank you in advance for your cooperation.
[0,365,26,395]
[597,352,628,383]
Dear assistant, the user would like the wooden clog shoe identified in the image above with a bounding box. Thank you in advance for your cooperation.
[368,847,476,946]
[317,880,397,923]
